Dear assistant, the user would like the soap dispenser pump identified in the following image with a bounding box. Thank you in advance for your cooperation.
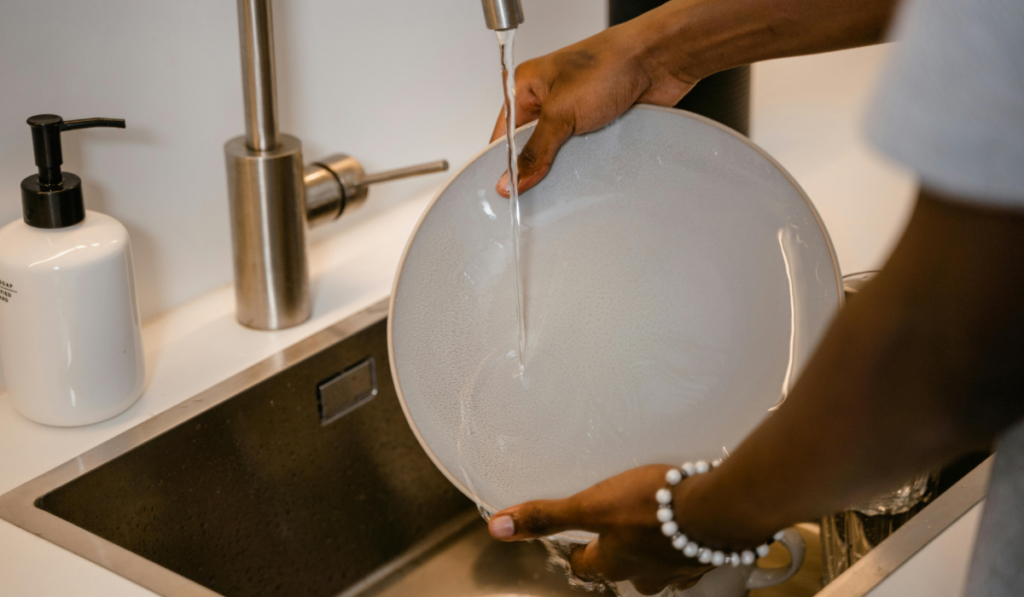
[20,115,126,227]
[0,114,146,426]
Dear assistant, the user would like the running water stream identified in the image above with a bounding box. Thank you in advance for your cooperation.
[496,28,526,372]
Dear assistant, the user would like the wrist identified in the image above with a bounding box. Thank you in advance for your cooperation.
[633,0,764,87]
[656,462,781,568]
[630,1,708,90]
[672,468,780,550]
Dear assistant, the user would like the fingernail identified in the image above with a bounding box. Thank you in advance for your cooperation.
[498,172,510,195]
[489,515,515,539]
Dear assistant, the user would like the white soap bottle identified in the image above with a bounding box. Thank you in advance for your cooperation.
[0,114,145,426]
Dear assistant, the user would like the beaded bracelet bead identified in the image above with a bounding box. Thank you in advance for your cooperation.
[655,459,782,567]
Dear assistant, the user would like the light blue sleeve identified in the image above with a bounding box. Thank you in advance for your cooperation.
[866,0,1024,206]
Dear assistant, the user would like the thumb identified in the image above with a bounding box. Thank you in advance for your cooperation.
[488,496,598,541]
[497,109,575,198]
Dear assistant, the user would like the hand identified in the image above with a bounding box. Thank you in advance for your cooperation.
[486,0,900,198]
[487,464,712,595]
[489,18,698,198]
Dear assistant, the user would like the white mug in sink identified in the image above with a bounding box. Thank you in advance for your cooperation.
[613,527,805,596]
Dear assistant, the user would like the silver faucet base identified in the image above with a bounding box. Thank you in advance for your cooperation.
[225,133,310,330]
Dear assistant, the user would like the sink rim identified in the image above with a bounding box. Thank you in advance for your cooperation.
[817,455,992,596]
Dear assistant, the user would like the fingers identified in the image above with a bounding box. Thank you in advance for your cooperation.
[569,538,629,582]
[573,542,698,596]
[670,575,703,592]
[496,109,575,198]
[488,495,599,541]
[489,464,672,541]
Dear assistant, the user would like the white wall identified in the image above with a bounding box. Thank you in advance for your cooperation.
[0,0,608,393]
[750,46,916,277]
[0,1,918,402]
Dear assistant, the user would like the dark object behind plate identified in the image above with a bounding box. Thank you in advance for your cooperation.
[609,0,751,136]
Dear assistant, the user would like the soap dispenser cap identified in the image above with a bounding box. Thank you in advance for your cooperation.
[20,114,126,229]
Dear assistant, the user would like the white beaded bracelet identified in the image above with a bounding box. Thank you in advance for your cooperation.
[655,459,782,567]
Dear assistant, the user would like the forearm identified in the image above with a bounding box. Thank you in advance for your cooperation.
[634,0,898,83]
[678,190,1024,547]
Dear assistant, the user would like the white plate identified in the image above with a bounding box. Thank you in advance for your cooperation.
[389,107,841,537]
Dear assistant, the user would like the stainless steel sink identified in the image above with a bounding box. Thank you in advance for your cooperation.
[0,299,991,597]
[2,300,475,596]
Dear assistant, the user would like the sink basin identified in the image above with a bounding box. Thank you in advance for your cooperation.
[0,299,990,597]
[13,300,475,596]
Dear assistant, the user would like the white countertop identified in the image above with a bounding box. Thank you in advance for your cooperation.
[0,46,980,596]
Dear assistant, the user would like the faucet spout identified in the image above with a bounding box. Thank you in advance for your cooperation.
[480,0,524,31]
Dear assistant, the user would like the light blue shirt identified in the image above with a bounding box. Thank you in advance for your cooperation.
[868,0,1024,594]
[868,0,1024,206]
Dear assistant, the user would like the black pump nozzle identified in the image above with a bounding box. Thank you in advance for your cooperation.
[28,115,126,188]
[21,114,126,229]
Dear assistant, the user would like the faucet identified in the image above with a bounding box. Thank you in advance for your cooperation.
[480,0,525,30]
[224,0,448,330]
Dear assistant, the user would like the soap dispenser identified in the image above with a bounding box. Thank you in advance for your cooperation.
[0,115,145,426]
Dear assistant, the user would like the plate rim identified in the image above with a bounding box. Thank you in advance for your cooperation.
[387,105,844,516]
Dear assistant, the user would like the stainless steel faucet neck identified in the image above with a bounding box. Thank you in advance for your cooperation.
[238,0,280,151]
